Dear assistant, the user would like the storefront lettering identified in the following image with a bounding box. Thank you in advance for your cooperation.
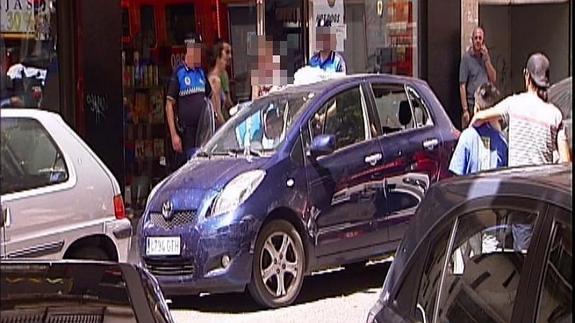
[86,93,108,123]
[1,0,49,33]
[316,13,340,24]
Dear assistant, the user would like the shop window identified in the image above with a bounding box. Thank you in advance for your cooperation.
[1,0,60,110]
[140,6,156,48]
[166,5,196,46]
[309,0,418,76]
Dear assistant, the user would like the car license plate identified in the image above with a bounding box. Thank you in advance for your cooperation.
[146,237,181,256]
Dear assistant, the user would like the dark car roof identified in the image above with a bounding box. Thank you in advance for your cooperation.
[383,164,572,301]
[268,73,426,95]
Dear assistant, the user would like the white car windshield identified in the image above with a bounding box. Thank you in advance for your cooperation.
[201,91,315,157]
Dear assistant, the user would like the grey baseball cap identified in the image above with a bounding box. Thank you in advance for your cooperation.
[525,53,550,88]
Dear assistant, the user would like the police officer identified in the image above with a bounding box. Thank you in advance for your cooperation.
[165,33,212,167]
[309,19,347,73]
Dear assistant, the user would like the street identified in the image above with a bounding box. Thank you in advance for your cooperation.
[168,261,390,323]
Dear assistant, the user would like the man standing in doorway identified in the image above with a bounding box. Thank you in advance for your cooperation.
[309,19,347,73]
[166,33,212,168]
[459,26,497,128]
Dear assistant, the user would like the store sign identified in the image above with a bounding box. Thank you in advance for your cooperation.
[312,0,346,52]
[1,0,50,34]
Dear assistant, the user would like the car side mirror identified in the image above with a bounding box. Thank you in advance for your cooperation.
[308,134,335,158]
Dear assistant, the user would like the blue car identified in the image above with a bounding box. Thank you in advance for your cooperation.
[139,74,459,308]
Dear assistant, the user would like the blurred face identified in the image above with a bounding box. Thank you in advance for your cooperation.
[316,28,333,51]
[185,45,202,68]
[471,28,484,52]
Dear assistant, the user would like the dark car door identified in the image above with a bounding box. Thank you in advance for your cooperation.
[365,81,443,243]
[516,204,572,323]
[304,83,387,257]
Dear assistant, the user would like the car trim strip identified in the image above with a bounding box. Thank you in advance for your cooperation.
[5,240,65,258]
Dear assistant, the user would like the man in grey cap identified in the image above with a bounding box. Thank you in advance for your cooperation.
[471,52,570,253]
[471,52,570,166]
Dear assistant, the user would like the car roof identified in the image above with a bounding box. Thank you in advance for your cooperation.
[1,108,61,118]
[420,163,572,224]
[269,73,425,95]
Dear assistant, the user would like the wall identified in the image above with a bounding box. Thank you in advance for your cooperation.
[480,5,512,96]
[510,3,570,91]
[480,2,571,97]
[77,0,125,189]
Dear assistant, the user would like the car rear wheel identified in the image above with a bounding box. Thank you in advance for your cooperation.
[248,220,305,308]
[69,246,110,261]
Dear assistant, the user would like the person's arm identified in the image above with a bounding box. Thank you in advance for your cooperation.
[209,75,225,126]
[482,45,497,83]
[166,74,182,153]
[459,57,470,126]
[165,99,182,153]
[470,100,508,127]
[459,83,469,121]
[556,123,571,162]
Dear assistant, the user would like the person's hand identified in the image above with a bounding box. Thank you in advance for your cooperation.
[171,134,183,153]
[481,45,491,63]
[462,110,470,128]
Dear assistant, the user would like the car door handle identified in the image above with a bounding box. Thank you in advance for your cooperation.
[364,153,383,166]
[422,138,439,150]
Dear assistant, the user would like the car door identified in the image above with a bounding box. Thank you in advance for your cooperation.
[365,81,442,243]
[0,116,73,258]
[516,205,572,323]
[304,83,387,257]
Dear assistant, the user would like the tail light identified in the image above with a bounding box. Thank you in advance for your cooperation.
[114,194,126,220]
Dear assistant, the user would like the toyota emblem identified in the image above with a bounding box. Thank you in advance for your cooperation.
[162,200,174,220]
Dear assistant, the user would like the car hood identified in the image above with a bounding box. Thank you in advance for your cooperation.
[147,156,269,212]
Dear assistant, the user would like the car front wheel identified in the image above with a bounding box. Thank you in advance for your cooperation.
[248,219,305,308]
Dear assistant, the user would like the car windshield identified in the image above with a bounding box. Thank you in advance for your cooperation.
[201,90,315,157]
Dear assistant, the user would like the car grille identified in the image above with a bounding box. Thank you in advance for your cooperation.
[1,309,103,323]
[149,210,195,230]
[144,258,195,276]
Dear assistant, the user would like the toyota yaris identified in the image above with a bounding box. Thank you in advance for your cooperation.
[139,74,459,308]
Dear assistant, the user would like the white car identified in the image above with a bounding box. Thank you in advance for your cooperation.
[0,109,131,261]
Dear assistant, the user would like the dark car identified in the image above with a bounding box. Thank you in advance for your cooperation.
[367,163,572,323]
[1,260,175,323]
[139,74,460,308]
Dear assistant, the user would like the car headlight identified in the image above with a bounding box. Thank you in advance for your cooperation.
[210,170,266,217]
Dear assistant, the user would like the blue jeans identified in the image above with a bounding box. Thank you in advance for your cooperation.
[186,147,198,160]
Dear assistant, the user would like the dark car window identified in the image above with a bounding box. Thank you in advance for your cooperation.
[415,224,452,323]
[437,208,538,323]
[406,86,434,127]
[537,219,572,323]
[369,83,414,136]
[1,117,68,195]
[309,85,367,150]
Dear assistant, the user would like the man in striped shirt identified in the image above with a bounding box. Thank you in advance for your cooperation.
[471,53,570,252]
[471,52,570,166]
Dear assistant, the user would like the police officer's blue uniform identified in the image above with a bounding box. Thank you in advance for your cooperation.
[309,51,347,73]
